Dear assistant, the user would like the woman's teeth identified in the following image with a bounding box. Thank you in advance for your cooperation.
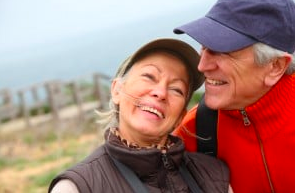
[139,106,164,119]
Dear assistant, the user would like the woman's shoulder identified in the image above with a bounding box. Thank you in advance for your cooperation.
[186,152,229,177]
[48,145,110,193]
[64,145,112,179]
[185,152,230,192]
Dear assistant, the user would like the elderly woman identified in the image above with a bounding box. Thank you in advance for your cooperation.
[48,38,231,193]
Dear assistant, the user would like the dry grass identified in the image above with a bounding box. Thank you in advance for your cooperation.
[0,118,105,193]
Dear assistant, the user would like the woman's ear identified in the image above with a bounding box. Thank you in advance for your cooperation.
[111,78,121,105]
[264,54,291,86]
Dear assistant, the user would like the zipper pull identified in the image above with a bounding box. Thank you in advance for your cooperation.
[161,153,174,170]
[240,110,251,126]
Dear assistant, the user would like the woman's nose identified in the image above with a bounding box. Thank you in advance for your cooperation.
[150,84,167,101]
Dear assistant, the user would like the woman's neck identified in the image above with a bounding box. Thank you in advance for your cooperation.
[110,128,172,150]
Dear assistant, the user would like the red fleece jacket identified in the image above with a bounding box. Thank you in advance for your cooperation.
[174,74,295,193]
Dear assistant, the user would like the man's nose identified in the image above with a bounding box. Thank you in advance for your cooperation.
[198,49,218,72]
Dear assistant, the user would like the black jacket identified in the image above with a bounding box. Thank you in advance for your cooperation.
[49,130,229,193]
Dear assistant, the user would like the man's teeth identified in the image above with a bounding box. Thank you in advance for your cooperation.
[140,106,164,119]
[207,78,225,85]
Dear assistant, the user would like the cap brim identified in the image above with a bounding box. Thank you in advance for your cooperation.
[174,17,257,52]
[125,38,204,91]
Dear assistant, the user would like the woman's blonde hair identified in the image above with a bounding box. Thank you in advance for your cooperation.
[95,38,204,130]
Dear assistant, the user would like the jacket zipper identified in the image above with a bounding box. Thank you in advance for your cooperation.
[240,109,275,193]
[162,153,173,169]
[253,122,275,193]
[240,109,251,126]
[161,152,175,193]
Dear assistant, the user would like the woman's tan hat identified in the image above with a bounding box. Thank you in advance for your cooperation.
[116,38,204,92]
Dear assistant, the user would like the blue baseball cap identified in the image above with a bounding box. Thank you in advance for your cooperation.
[174,0,295,53]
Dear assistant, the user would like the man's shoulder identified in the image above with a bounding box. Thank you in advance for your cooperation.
[173,105,198,151]
[174,104,198,135]
[183,105,198,122]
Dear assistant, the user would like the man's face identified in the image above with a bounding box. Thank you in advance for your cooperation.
[198,46,272,110]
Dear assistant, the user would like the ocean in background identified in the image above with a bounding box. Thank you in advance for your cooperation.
[0,4,210,91]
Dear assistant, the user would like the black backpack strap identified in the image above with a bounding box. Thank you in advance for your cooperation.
[196,95,218,157]
[111,157,149,193]
[179,161,204,193]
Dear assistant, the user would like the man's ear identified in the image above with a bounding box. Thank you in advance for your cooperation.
[264,54,291,86]
[111,78,121,105]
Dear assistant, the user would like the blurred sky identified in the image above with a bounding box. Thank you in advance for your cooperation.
[0,0,216,89]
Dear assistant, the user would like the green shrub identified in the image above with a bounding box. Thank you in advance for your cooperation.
[188,92,204,109]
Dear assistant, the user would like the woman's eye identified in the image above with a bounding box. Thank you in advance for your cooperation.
[171,87,185,96]
[142,73,155,80]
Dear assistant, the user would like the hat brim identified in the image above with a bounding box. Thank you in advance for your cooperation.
[121,38,204,91]
[174,17,257,52]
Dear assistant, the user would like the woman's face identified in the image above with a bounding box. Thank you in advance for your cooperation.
[112,51,190,146]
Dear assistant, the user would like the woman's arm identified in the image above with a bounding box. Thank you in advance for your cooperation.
[50,179,79,193]
[229,184,234,193]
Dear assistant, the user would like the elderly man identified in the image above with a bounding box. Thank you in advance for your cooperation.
[172,0,295,192]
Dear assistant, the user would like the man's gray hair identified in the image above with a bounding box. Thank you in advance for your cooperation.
[253,43,295,75]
